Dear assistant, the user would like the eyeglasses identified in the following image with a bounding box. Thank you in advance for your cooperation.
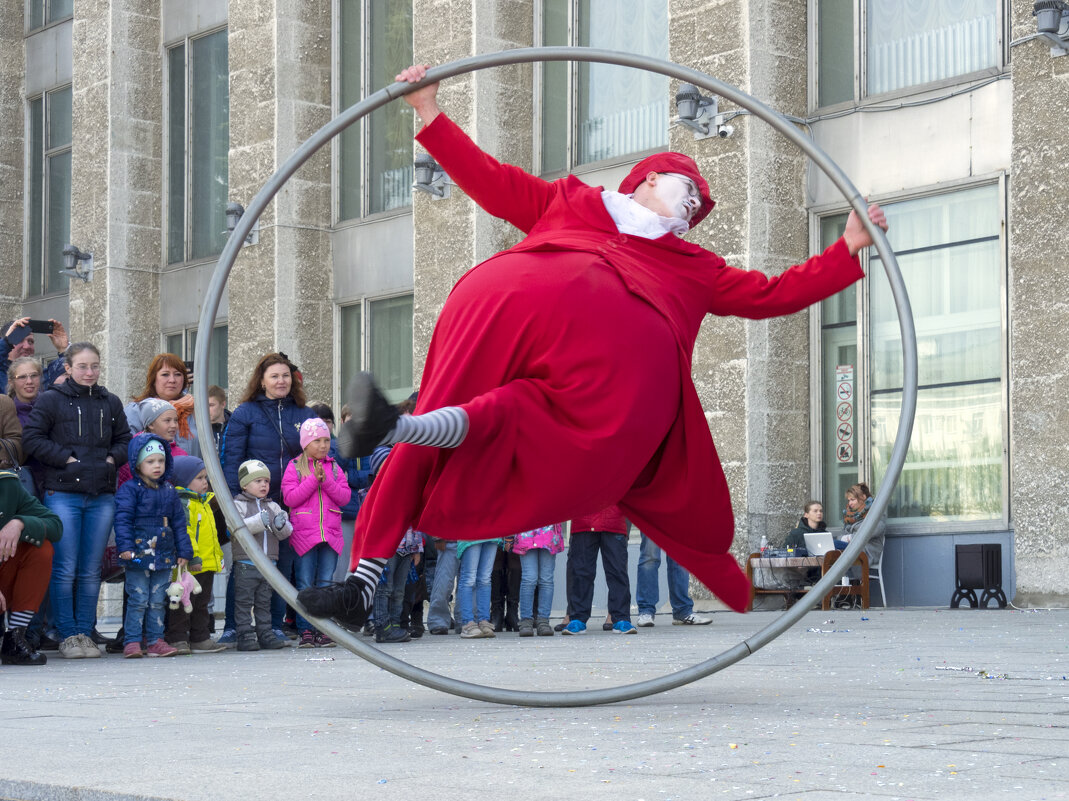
[659,172,701,201]
[14,373,40,381]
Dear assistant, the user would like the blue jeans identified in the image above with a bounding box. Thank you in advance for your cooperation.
[518,548,556,620]
[373,553,413,629]
[124,568,170,646]
[457,542,497,625]
[44,491,116,639]
[636,533,693,619]
[294,543,339,632]
[427,540,459,631]
[271,538,297,629]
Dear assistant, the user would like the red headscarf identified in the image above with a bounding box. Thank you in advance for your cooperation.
[617,152,715,229]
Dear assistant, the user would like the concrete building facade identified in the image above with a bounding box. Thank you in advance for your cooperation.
[2,0,1066,606]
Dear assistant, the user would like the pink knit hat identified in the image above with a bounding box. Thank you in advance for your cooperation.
[299,417,331,450]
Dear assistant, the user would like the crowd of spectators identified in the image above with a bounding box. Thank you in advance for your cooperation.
[1,316,715,666]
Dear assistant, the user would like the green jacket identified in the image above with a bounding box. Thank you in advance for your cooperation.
[0,470,63,547]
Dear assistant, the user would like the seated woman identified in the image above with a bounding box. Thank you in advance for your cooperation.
[840,482,886,569]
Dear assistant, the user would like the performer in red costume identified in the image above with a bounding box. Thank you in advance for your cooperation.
[299,64,887,629]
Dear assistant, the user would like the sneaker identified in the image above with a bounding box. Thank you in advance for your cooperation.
[170,641,192,655]
[217,629,238,647]
[338,372,400,458]
[612,620,638,635]
[281,621,299,639]
[429,627,449,635]
[314,633,335,648]
[636,614,655,627]
[237,633,260,652]
[145,640,178,658]
[517,618,534,637]
[477,620,496,638]
[460,621,484,639]
[123,643,143,659]
[76,633,102,657]
[59,635,85,659]
[297,631,316,649]
[535,619,554,637]
[561,620,587,636]
[362,622,375,637]
[258,632,287,650]
[271,628,288,642]
[380,625,411,643]
[673,613,712,626]
[297,576,370,632]
[190,639,227,653]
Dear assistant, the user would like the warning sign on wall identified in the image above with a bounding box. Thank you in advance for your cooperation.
[834,364,855,463]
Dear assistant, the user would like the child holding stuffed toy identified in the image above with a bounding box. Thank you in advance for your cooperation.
[163,455,228,654]
[281,418,351,648]
[231,459,293,652]
[114,432,192,658]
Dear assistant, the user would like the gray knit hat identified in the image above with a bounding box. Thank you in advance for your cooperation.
[138,397,176,430]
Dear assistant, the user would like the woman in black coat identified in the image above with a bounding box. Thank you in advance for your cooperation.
[22,342,131,659]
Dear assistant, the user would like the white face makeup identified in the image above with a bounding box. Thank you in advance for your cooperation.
[652,172,701,222]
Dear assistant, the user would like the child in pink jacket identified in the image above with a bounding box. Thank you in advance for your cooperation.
[282,418,351,647]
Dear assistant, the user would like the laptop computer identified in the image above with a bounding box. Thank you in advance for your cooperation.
[803,532,837,557]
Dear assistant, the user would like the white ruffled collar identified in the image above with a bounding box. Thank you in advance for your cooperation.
[601,191,689,239]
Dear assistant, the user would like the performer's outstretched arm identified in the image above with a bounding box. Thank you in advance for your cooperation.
[398,64,555,233]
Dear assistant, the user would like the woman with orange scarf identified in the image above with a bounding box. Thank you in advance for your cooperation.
[123,354,200,458]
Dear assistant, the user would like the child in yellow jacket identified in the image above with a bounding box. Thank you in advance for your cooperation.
[165,456,228,653]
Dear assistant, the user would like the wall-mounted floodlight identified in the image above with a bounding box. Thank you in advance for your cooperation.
[224,202,260,245]
[674,83,719,139]
[413,153,451,198]
[1034,0,1069,54]
[60,244,93,283]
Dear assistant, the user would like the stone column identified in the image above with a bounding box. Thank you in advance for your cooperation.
[0,0,25,324]
[226,0,333,402]
[69,1,163,398]
[410,0,534,384]
[1008,2,1069,604]
[673,0,812,567]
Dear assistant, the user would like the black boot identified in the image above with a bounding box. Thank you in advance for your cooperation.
[503,599,519,633]
[297,576,370,632]
[338,372,400,458]
[1,627,48,666]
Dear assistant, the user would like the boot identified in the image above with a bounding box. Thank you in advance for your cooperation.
[490,597,505,632]
[503,599,519,633]
[536,618,554,637]
[1,627,48,665]
[517,617,534,637]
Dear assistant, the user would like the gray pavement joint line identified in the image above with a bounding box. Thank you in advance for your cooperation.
[193,46,917,708]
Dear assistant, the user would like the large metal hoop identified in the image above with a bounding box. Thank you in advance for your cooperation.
[194,47,917,708]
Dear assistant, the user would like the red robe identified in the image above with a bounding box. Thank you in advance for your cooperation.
[353,113,864,613]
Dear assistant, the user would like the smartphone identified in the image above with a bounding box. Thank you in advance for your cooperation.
[28,319,55,334]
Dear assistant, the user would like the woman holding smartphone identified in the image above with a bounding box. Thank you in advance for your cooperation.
[0,317,69,395]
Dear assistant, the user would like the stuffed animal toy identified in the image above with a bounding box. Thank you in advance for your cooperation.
[166,565,202,612]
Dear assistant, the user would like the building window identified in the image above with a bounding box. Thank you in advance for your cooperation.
[165,324,229,391]
[27,0,73,31]
[26,85,72,298]
[818,183,1005,525]
[166,28,229,265]
[337,0,413,221]
[339,294,413,405]
[539,0,668,174]
[815,0,1001,108]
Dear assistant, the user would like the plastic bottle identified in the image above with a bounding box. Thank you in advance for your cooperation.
[759,535,768,555]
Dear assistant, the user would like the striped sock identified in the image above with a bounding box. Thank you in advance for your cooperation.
[353,558,387,608]
[382,407,468,449]
[8,610,33,629]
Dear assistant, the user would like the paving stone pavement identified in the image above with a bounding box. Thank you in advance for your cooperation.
[1,608,1067,801]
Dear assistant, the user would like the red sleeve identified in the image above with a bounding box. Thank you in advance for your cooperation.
[708,238,864,319]
[415,113,555,234]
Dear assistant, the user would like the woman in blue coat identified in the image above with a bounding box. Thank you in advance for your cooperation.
[220,353,314,636]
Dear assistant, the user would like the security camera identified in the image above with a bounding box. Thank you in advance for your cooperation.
[716,124,735,138]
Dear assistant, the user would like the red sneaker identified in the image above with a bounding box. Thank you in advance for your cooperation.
[123,642,143,659]
[145,640,178,658]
